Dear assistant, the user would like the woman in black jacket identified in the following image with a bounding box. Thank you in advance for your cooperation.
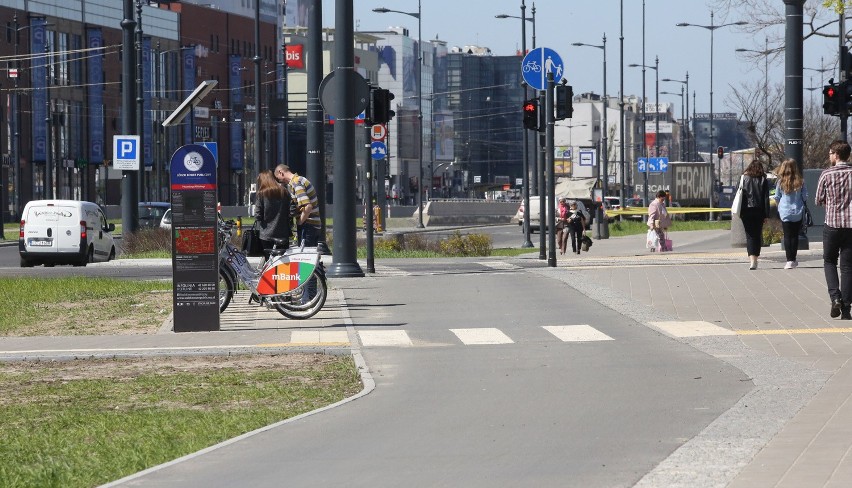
[255,170,292,252]
[739,160,771,270]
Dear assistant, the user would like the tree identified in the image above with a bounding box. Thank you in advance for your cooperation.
[727,79,839,170]
[711,0,845,46]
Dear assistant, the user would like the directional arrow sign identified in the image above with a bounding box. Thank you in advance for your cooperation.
[657,157,669,172]
[370,141,387,160]
[638,158,647,173]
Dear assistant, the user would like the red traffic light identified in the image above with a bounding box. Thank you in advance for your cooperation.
[828,87,836,98]
[523,103,536,112]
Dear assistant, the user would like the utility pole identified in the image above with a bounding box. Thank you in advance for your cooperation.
[121,0,139,234]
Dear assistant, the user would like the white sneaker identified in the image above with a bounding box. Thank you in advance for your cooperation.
[784,261,793,269]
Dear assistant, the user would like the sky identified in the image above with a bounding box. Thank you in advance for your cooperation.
[316,0,840,117]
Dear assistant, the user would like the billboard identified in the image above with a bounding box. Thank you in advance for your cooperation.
[434,112,454,161]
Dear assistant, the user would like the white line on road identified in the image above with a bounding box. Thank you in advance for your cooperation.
[450,328,514,345]
[358,330,413,347]
[649,321,736,338]
[543,325,614,342]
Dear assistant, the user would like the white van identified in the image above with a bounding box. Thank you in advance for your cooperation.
[514,196,591,233]
[19,200,116,267]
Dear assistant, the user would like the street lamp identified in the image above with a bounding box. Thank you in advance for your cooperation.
[736,37,771,155]
[660,90,685,161]
[496,1,536,248]
[374,2,425,228]
[677,12,746,212]
[661,73,690,160]
[628,55,658,205]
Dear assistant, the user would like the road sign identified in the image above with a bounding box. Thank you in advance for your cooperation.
[9,68,18,78]
[371,124,386,141]
[638,157,669,173]
[370,141,387,160]
[521,47,565,90]
[318,69,370,119]
[113,135,140,170]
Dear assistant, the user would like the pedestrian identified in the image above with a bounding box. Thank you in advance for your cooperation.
[815,140,852,320]
[773,158,807,270]
[647,190,671,252]
[738,160,771,270]
[254,170,291,253]
[556,198,569,255]
[275,164,321,303]
[566,201,585,255]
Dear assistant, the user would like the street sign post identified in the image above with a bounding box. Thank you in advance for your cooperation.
[637,157,669,173]
[113,135,141,171]
[371,124,386,141]
[521,47,565,90]
[370,141,387,160]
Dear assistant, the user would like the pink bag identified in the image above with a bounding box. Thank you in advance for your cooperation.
[656,238,673,252]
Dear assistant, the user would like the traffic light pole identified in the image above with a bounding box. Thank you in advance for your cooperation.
[546,72,557,268]
[840,13,848,141]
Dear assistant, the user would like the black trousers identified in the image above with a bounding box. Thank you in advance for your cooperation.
[740,207,765,257]
[781,220,803,262]
[823,226,852,305]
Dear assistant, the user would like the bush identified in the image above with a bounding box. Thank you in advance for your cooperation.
[762,219,783,246]
[438,231,492,257]
[121,228,172,255]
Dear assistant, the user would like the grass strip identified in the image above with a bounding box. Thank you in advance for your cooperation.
[0,277,172,336]
[0,355,361,488]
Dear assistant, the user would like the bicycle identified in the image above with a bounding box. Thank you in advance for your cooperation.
[216,219,328,320]
[523,60,541,73]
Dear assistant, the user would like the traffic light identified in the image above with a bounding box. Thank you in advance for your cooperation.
[824,80,843,116]
[717,146,724,160]
[555,84,574,120]
[523,98,539,130]
[371,88,395,124]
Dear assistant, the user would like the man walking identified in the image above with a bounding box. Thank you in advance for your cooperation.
[815,140,852,320]
[274,164,321,303]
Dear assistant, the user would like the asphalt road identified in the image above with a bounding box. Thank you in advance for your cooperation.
[115,259,751,487]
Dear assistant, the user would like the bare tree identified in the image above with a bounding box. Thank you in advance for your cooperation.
[727,79,839,170]
[710,0,844,46]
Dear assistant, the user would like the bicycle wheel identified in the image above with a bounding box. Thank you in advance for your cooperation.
[218,265,234,312]
[272,272,328,319]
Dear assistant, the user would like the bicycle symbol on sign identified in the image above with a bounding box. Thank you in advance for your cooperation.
[523,60,541,73]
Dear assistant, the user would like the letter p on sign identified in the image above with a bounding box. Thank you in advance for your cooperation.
[113,135,141,170]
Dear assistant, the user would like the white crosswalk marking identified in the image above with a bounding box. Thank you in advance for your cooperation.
[290,331,349,344]
[358,330,413,347]
[477,261,521,271]
[649,321,736,338]
[543,325,614,342]
[450,328,514,345]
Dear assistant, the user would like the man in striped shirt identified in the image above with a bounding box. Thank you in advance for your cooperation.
[275,164,321,303]
[815,140,852,320]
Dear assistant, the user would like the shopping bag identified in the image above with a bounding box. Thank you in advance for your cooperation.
[646,229,659,249]
[241,224,264,257]
[731,175,745,216]
[656,238,673,252]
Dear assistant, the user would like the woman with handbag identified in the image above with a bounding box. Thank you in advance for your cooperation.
[255,170,292,253]
[773,158,808,269]
[647,190,671,252]
[739,160,771,270]
[556,198,570,255]
[566,201,586,255]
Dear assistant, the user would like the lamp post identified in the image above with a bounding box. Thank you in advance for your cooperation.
[496,1,535,248]
[374,1,424,228]
[660,90,685,160]
[661,72,690,159]
[736,37,771,154]
[572,34,608,240]
[677,13,746,213]
[628,55,658,205]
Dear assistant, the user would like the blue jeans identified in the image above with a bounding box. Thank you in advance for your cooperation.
[298,225,320,304]
[823,226,852,305]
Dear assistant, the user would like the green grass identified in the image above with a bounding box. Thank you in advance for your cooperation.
[0,355,361,488]
[0,277,173,335]
[605,219,730,237]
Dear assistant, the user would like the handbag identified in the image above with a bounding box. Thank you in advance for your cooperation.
[801,192,814,228]
[731,175,745,215]
[580,234,593,252]
[241,223,264,257]
[656,232,673,252]
[646,229,659,249]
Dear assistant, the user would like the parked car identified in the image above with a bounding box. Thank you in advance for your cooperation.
[514,196,591,233]
[138,202,171,229]
[19,200,116,267]
[624,197,647,221]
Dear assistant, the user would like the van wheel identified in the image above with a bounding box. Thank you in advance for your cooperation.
[108,246,116,261]
[20,257,33,268]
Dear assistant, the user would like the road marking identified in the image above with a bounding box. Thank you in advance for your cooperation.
[477,261,521,270]
[450,328,514,345]
[543,325,614,342]
[358,330,413,347]
[649,321,736,337]
[735,327,852,335]
[289,330,350,344]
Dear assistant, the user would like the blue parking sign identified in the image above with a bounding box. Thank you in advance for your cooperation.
[113,135,140,170]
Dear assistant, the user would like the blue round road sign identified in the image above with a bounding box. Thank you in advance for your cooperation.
[370,141,387,160]
[521,47,565,90]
